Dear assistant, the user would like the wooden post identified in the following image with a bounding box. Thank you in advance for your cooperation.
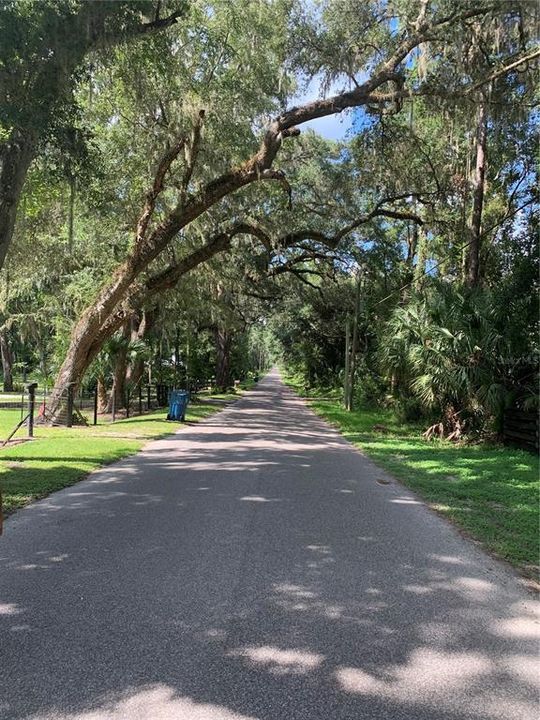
[26,383,38,437]
[93,384,98,425]
[111,388,116,423]
[147,385,151,411]
[138,384,142,415]
[126,387,130,419]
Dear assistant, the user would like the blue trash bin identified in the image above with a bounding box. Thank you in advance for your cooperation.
[167,390,189,421]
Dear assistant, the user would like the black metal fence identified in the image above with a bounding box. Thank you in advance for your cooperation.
[1,381,210,428]
[64,382,183,426]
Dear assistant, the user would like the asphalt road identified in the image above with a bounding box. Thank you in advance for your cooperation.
[1,370,538,720]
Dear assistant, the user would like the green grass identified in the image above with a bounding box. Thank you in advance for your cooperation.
[285,375,539,580]
[0,390,239,515]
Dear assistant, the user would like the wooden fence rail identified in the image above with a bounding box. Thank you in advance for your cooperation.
[502,409,539,452]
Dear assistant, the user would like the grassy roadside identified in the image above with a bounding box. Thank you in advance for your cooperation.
[284,375,539,580]
[0,389,242,516]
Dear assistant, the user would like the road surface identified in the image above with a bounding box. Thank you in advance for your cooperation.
[1,370,538,719]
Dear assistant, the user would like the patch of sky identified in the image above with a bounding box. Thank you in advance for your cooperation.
[351,107,376,134]
[292,74,353,141]
[359,239,375,250]
[425,257,438,276]
[304,110,353,141]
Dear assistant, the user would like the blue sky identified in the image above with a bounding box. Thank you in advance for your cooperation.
[302,111,353,140]
[293,76,375,140]
[294,75,353,140]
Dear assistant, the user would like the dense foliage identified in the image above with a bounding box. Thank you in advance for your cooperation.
[0,0,537,438]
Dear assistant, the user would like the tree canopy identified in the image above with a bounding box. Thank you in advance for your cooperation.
[0,0,537,437]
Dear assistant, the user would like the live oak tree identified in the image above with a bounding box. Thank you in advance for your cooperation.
[2,1,536,421]
[0,0,187,269]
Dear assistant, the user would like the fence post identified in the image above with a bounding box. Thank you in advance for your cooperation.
[66,383,74,427]
[138,385,142,415]
[126,388,130,419]
[26,383,38,438]
[93,384,98,426]
[147,385,151,411]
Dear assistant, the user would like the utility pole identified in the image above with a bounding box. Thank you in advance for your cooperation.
[348,269,362,411]
[344,267,363,412]
[344,319,351,410]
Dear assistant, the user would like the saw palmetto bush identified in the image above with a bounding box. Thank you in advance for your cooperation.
[379,283,536,439]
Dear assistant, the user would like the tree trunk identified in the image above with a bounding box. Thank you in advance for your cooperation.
[0,327,14,392]
[215,327,232,391]
[344,319,351,410]
[47,304,123,419]
[174,327,181,385]
[46,196,245,419]
[0,130,37,268]
[46,243,165,418]
[406,220,419,266]
[466,99,488,288]
[67,175,76,252]
[413,226,428,290]
[126,308,156,389]
[97,376,109,413]
[128,357,146,392]
[347,272,362,411]
[106,343,129,413]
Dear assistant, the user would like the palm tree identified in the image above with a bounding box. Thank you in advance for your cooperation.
[379,283,516,438]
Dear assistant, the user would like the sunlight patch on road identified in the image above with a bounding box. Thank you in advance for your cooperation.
[31,685,258,720]
[239,496,282,503]
[273,583,317,599]
[228,645,324,675]
[335,649,494,713]
[0,602,20,615]
[492,615,540,640]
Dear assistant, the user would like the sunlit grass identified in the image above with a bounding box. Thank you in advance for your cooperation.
[285,374,539,579]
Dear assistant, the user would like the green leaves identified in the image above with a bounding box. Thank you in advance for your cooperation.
[380,282,536,433]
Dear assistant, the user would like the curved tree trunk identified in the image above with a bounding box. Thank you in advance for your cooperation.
[47,305,123,419]
[45,247,162,419]
[46,217,245,420]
